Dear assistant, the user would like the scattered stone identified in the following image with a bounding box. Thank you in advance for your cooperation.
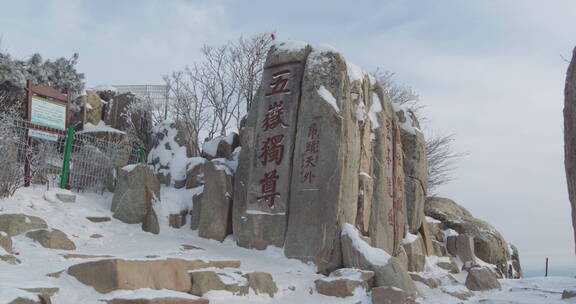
[315,269,374,298]
[106,298,208,304]
[201,133,239,160]
[142,187,160,235]
[244,272,278,297]
[409,273,440,289]
[436,258,460,274]
[1,233,13,253]
[446,235,475,263]
[55,193,76,203]
[189,271,248,296]
[198,161,233,242]
[190,192,203,230]
[403,234,426,272]
[1,254,21,264]
[20,288,59,297]
[181,244,203,251]
[61,254,114,260]
[26,229,76,250]
[46,271,64,278]
[340,224,417,297]
[169,210,188,229]
[86,217,111,223]
[67,258,240,293]
[185,161,206,189]
[8,295,51,304]
[464,267,502,291]
[90,234,103,238]
[562,289,576,299]
[0,214,48,237]
[443,289,475,300]
[111,164,160,224]
[371,286,413,304]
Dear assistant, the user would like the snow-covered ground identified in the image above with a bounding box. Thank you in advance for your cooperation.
[0,185,575,303]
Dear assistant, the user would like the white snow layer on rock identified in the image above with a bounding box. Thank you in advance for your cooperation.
[273,40,308,53]
[346,61,365,82]
[148,121,205,185]
[317,85,340,113]
[392,102,420,135]
[92,84,118,92]
[368,92,383,131]
[341,223,391,266]
[202,133,236,158]
[78,121,125,134]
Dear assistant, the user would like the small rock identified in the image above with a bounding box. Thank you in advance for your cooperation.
[409,273,439,289]
[563,289,576,299]
[1,254,21,264]
[20,288,59,297]
[106,298,208,304]
[436,257,460,274]
[86,217,111,223]
[55,193,76,203]
[90,234,103,238]
[26,229,76,250]
[443,289,474,300]
[181,245,203,251]
[465,267,501,291]
[371,286,413,304]
[189,271,248,296]
[0,233,13,253]
[244,272,278,297]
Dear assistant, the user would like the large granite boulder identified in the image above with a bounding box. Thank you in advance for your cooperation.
[464,267,502,291]
[67,258,240,294]
[425,196,521,278]
[111,164,160,224]
[198,160,234,242]
[233,42,410,274]
[83,90,104,125]
[396,108,427,235]
[315,268,374,298]
[403,234,426,272]
[341,224,417,297]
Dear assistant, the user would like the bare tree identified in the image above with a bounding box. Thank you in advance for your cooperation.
[229,32,275,126]
[375,68,465,194]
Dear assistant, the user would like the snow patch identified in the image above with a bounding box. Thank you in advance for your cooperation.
[273,40,308,53]
[346,61,365,82]
[368,92,383,131]
[317,85,339,113]
[341,223,391,266]
[78,121,125,134]
[403,232,419,245]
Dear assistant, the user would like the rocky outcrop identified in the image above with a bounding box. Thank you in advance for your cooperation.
[233,42,412,274]
[425,196,521,278]
[315,268,374,298]
[67,258,240,294]
[340,224,417,297]
[111,164,160,225]
[446,234,475,263]
[106,298,208,304]
[464,267,502,291]
[189,270,277,298]
[198,160,234,242]
[403,234,426,272]
[371,286,414,304]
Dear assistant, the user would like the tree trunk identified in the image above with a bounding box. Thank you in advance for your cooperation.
[564,46,576,254]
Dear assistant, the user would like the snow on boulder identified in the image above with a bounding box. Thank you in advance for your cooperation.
[340,224,417,297]
[201,132,239,160]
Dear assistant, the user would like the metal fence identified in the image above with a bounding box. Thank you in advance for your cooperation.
[0,114,140,196]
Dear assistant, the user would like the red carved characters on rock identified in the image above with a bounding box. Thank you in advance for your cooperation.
[258,169,281,207]
[265,70,291,96]
[262,101,288,131]
[259,134,285,166]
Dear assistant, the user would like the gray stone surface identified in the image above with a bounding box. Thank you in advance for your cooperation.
[198,161,234,242]
[0,214,47,237]
[341,224,417,297]
[25,229,76,250]
[446,234,475,263]
[111,164,160,224]
[233,42,311,250]
[464,267,502,291]
[190,192,203,230]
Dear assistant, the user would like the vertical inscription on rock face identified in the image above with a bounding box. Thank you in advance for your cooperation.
[250,65,301,214]
[233,57,307,250]
[299,120,321,190]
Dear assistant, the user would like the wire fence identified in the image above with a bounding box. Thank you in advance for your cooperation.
[0,114,140,197]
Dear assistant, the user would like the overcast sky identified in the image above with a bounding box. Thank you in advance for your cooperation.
[1,0,575,273]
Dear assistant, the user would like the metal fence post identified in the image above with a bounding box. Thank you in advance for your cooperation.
[60,125,75,189]
[137,147,145,163]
